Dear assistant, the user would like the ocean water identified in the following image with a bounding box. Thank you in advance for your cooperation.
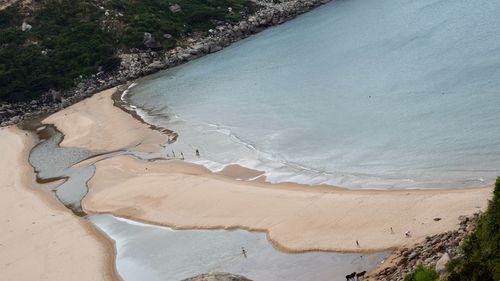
[126,0,500,189]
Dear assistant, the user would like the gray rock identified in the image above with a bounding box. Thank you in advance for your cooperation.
[21,22,32,31]
[10,116,20,123]
[169,4,182,13]
[182,272,252,281]
[435,252,450,276]
[143,33,161,49]
[148,60,164,69]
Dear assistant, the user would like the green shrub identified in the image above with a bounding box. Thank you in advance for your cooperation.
[0,0,255,102]
[404,265,439,281]
[446,177,500,281]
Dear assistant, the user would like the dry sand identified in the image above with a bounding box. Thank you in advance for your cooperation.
[0,126,117,281]
[43,87,492,253]
[83,155,491,253]
[43,87,167,153]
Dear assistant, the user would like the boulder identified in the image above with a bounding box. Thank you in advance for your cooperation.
[435,252,450,276]
[21,22,32,31]
[182,272,252,281]
[169,4,182,13]
[143,33,161,49]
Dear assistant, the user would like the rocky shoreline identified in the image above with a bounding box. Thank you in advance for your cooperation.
[0,0,331,127]
[367,213,480,281]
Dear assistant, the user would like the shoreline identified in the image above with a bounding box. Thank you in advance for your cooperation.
[0,126,119,281]
[82,154,492,254]
[115,80,494,191]
[0,0,333,127]
[41,87,493,254]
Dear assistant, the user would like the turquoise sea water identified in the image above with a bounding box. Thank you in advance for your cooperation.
[127,0,500,188]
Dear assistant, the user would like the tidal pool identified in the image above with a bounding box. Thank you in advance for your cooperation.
[90,215,388,281]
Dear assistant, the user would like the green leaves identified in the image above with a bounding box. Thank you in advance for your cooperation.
[446,177,500,281]
[0,0,255,101]
[404,265,439,281]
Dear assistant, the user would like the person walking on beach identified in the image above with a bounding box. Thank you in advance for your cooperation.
[196,149,200,157]
[241,247,247,258]
[356,240,360,247]
[180,152,184,160]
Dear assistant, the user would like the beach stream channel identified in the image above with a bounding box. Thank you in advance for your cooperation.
[22,119,388,281]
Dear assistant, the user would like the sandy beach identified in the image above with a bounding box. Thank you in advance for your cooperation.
[43,87,167,153]
[0,126,117,281]
[41,87,493,253]
[83,155,491,253]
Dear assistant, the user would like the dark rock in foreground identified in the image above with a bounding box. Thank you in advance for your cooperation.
[182,272,252,281]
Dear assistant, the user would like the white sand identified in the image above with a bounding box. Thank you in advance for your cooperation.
[0,126,117,281]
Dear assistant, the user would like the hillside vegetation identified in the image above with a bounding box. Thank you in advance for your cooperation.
[0,0,254,102]
[445,177,500,280]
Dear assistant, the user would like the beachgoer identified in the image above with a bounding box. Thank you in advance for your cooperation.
[356,240,360,247]
[241,247,247,258]
[405,231,411,237]
[390,227,394,234]
[196,149,200,157]
[180,152,184,160]
[172,150,176,157]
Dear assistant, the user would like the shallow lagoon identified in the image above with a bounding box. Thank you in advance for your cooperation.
[90,215,388,281]
[28,125,388,281]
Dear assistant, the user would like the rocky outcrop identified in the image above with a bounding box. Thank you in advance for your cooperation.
[367,213,480,281]
[0,0,332,127]
[182,272,252,281]
[169,4,182,13]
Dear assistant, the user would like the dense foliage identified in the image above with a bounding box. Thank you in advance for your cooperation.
[446,177,500,281]
[404,265,439,281]
[0,0,254,102]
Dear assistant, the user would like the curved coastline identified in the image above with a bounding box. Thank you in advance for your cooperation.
[122,77,497,190]
[39,87,493,254]
[25,111,390,280]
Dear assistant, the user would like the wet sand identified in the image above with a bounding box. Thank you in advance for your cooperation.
[0,126,118,281]
[39,87,493,254]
